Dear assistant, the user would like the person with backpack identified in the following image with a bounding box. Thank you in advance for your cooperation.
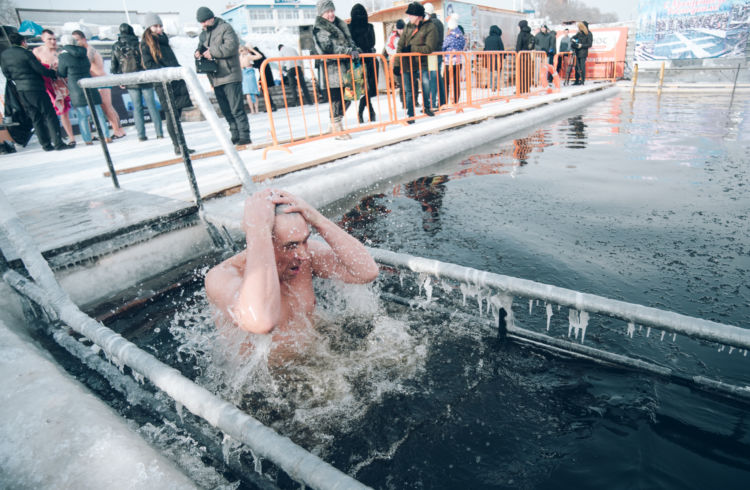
[515,20,534,94]
[57,34,111,145]
[111,23,163,141]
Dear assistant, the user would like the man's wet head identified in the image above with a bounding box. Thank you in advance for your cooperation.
[272,204,311,281]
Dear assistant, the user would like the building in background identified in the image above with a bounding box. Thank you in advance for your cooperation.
[222,1,318,40]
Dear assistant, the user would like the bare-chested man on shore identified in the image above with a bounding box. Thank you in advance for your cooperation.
[72,30,127,138]
[33,29,75,143]
[205,189,379,343]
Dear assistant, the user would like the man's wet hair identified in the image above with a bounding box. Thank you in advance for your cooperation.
[41,29,54,37]
[72,30,86,39]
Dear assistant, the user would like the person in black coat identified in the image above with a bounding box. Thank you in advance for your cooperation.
[570,21,593,85]
[0,32,71,150]
[251,46,278,112]
[515,20,533,52]
[111,23,163,141]
[57,34,111,145]
[141,13,194,154]
[483,25,504,90]
[484,25,504,51]
[349,3,377,123]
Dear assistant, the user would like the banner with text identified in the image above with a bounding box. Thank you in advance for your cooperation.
[635,0,750,60]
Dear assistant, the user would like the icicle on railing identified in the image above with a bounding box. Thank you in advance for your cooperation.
[568,309,589,344]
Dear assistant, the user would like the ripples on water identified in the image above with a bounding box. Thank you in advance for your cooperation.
[155,93,750,488]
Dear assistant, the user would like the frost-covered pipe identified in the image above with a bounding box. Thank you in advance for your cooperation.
[369,247,750,350]
[79,68,254,192]
[0,190,367,490]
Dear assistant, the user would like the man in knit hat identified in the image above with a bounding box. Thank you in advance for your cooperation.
[194,6,251,145]
[395,2,438,120]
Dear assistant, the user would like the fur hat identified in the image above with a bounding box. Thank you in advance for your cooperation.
[119,23,134,36]
[405,2,425,17]
[317,0,336,16]
[196,7,214,22]
[143,12,162,28]
[396,19,405,30]
[424,3,434,15]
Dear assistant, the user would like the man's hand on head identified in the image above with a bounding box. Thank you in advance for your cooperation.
[269,190,322,229]
[243,189,277,234]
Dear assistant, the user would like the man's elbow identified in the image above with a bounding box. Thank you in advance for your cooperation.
[357,260,380,284]
[234,306,278,335]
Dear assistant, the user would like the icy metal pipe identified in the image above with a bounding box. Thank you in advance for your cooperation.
[0,190,367,490]
[369,248,750,350]
[79,68,255,192]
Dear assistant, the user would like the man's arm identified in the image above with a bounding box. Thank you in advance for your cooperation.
[206,190,282,334]
[275,192,379,284]
[210,26,239,59]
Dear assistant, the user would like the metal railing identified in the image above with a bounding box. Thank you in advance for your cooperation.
[369,247,750,400]
[259,50,575,158]
[0,187,368,489]
[79,67,255,205]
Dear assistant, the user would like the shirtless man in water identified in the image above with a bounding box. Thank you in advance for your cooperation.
[205,189,379,336]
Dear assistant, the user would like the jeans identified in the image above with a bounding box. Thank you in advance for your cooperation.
[127,86,163,139]
[214,82,250,142]
[428,57,446,108]
[403,67,431,118]
[74,105,110,143]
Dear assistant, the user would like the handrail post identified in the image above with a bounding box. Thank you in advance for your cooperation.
[84,87,119,189]
[657,61,666,97]
[630,63,638,96]
[162,81,202,208]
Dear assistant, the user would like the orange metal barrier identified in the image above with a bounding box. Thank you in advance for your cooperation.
[468,51,517,105]
[258,50,596,158]
[260,53,394,158]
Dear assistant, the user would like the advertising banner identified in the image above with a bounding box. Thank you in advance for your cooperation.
[557,27,628,79]
[635,0,750,60]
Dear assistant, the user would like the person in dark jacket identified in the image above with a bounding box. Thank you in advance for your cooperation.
[515,20,533,52]
[349,3,377,124]
[515,20,534,94]
[424,3,445,109]
[250,46,278,112]
[571,21,593,85]
[534,25,556,82]
[195,6,250,145]
[141,12,194,155]
[483,25,504,91]
[57,34,111,145]
[111,23,163,141]
[0,32,71,151]
[484,25,504,51]
[395,2,438,120]
[313,0,360,139]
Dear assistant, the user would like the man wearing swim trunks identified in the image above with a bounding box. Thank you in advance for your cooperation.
[205,189,379,337]
[72,30,127,139]
[32,29,75,144]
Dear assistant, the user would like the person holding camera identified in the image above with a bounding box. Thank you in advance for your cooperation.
[195,6,250,145]
[570,21,593,86]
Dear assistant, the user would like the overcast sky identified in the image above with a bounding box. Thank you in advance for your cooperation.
[18,0,641,25]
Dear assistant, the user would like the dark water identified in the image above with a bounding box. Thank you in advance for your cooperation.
[324,93,750,489]
[115,93,750,489]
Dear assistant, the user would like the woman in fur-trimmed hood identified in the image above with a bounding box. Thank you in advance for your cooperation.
[313,0,359,136]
